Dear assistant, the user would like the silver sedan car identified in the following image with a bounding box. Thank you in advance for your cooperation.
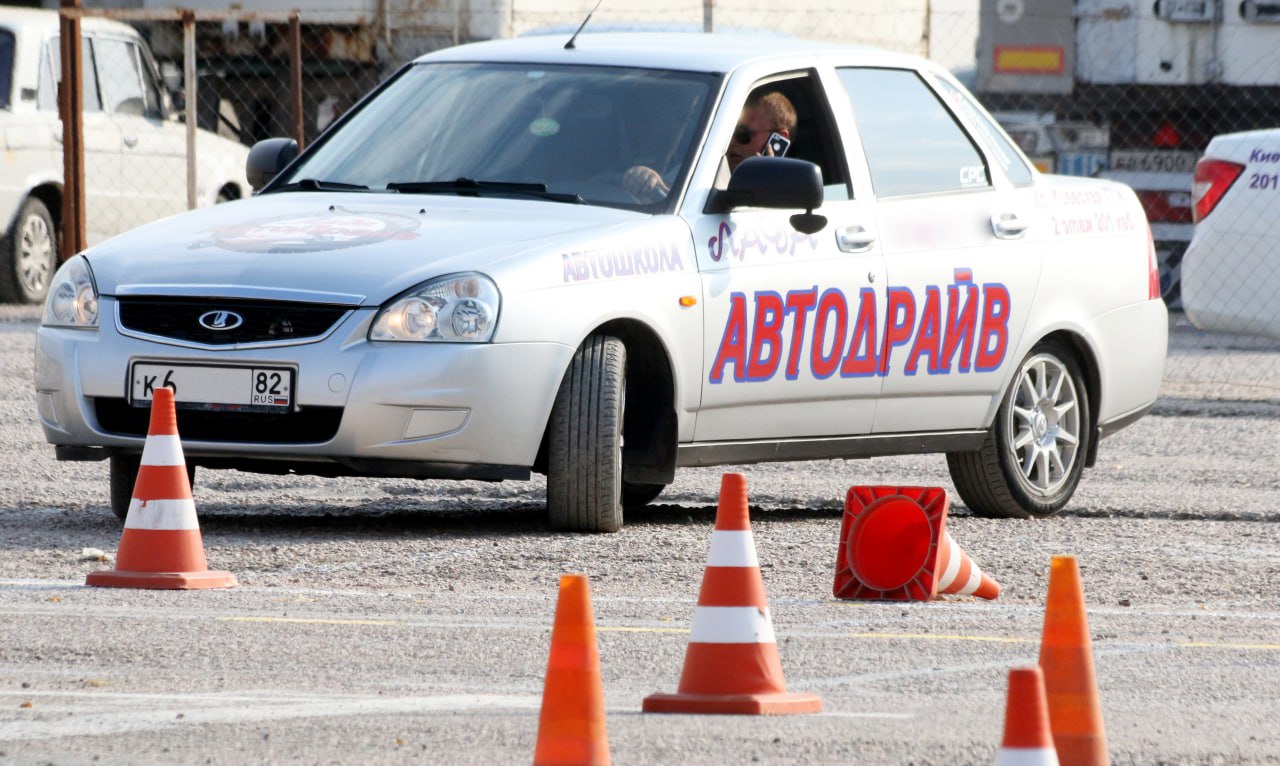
[35,33,1168,531]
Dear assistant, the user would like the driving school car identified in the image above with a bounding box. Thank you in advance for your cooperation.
[1181,128,1280,339]
[35,32,1168,532]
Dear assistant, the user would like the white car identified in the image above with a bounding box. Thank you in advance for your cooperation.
[35,32,1168,531]
[1182,128,1280,339]
[0,7,251,303]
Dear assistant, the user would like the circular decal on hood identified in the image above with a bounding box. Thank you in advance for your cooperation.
[190,208,422,253]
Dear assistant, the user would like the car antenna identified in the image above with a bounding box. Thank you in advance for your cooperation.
[564,0,604,50]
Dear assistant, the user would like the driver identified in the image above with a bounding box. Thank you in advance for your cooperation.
[622,90,796,204]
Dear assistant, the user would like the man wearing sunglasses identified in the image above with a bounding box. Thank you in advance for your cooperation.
[623,90,796,204]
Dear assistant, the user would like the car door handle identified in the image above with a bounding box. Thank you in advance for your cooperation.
[123,135,139,148]
[836,224,876,253]
[991,212,1028,240]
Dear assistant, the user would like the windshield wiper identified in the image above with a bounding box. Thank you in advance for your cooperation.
[270,178,375,193]
[387,178,585,204]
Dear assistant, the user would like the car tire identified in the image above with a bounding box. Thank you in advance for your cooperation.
[622,481,665,510]
[0,197,58,304]
[546,334,625,532]
[109,455,196,522]
[947,338,1090,518]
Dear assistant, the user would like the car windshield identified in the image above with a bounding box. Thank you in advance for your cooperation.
[275,61,719,210]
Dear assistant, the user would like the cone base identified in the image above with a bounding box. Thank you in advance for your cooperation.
[642,690,822,716]
[86,569,237,590]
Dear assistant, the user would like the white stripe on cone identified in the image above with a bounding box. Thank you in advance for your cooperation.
[937,534,987,596]
[689,605,776,644]
[124,498,200,531]
[139,434,186,467]
[705,531,758,567]
[995,746,1059,766]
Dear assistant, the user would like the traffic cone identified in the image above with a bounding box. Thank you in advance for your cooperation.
[533,574,609,766]
[642,473,822,715]
[996,666,1059,766]
[832,486,1000,601]
[1038,555,1109,765]
[86,387,236,590]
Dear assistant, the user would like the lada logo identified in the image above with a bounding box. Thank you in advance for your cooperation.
[198,310,244,331]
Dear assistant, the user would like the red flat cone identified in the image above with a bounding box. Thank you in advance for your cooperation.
[832,486,1000,601]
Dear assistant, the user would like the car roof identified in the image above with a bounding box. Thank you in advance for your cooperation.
[415,31,926,74]
[0,6,142,40]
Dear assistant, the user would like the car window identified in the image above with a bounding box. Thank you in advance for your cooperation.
[930,74,1034,187]
[42,37,102,112]
[0,30,13,110]
[94,37,159,118]
[742,73,851,201]
[837,67,990,198]
[280,62,719,211]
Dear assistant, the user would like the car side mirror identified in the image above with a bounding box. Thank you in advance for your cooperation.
[704,156,827,234]
[246,138,300,191]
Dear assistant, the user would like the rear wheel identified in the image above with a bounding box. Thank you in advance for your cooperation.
[622,481,665,510]
[109,455,197,522]
[947,339,1090,518]
[0,197,57,304]
[546,334,625,532]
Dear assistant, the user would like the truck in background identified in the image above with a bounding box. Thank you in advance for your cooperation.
[975,0,1280,306]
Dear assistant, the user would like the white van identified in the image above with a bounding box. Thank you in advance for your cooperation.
[0,7,250,303]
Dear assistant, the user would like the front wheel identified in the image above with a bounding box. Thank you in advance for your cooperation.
[0,197,58,304]
[109,455,197,522]
[546,335,626,532]
[947,339,1090,518]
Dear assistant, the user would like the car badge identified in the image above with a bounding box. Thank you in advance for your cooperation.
[198,310,244,331]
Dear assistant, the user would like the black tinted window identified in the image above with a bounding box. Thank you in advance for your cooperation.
[838,67,989,197]
[0,31,13,110]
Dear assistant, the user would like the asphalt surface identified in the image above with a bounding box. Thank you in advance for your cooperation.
[2,305,1278,765]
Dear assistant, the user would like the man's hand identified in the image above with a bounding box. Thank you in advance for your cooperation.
[622,166,670,203]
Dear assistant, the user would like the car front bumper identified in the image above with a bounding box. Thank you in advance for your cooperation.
[34,300,575,478]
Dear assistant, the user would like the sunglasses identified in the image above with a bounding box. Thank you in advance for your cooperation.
[732,125,764,144]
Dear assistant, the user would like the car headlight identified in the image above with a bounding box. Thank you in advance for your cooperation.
[370,273,500,342]
[41,256,99,329]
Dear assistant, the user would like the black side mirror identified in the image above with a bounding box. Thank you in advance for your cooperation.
[704,156,828,233]
[246,138,300,191]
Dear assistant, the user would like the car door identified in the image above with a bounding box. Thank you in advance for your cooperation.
[692,70,887,442]
[44,35,124,246]
[833,66,1042,434]
[93,34,186,230]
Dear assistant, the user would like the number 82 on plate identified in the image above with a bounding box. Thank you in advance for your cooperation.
[130,363,293,409]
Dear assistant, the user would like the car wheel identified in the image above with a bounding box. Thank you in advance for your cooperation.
[546,334,625,532]
[622,481,665,510]
[0,197,58,304]
[109,455,196,522]
[947,339,1090,518]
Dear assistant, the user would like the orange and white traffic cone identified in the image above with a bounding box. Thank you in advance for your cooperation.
[533,574,609,766]
[832,486,1000,601]
[1039,555,1109,766]
[996,666,1059,766]
[643,473,822,716]
[86,387,236,590]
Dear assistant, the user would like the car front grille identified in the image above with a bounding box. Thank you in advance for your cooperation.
[94,398,343,443]
[117,297,351,345]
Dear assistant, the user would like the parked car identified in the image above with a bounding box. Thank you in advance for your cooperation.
[0,7,250,303]
[1181,128,1280,339]
[35,32,1168,531]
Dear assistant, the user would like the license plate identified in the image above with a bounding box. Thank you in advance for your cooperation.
[130,363,293,411]
[1155,0,1214,22]
[1109,150,1198,173]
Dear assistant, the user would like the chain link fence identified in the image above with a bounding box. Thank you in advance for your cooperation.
[36,0,1280,403]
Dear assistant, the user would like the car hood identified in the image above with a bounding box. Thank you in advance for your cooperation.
[85,192,643,304]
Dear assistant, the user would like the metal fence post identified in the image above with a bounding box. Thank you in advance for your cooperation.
[58,0,86,260]
[183,10,197,210]
[290,12,304,150]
